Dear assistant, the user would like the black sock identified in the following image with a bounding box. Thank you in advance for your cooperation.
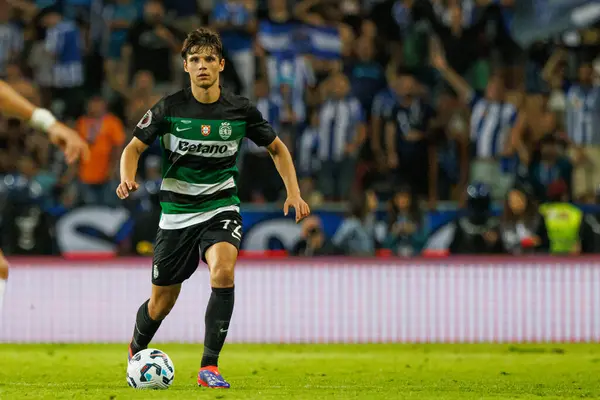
[201,286,235,367]
[130,299,162,355]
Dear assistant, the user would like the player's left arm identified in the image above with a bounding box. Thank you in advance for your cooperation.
[245,102,310,222]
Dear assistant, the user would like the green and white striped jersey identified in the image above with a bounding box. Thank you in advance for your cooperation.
[133,87,277,230]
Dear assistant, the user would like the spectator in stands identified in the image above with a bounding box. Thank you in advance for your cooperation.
[277,79,298,143]
[332,189,378,256]
[0,113,49,176]
[431,0,476,28]
[565,57,600,202]
[256,0,297,91]
[432,41,521,200]
[128,155,161,213]
[418,0,490,81]
[527,133,572,203]
[500,182,549,255]
[122,0,184,92]
[0,8,24,79]
[383,184,427,256]
[73,96,125,206]
[448,182,505,254]
[108,70,162,132]
[344,34,386,114]
[38,5,85,119]
[238,77,283,202]
[292,215,339,256]
[256,0,318,125]
[384,67,436,199]
[5,63,41,106]
[541,47,571,123]
[539,180,582,255]
[429,97,470,206]
[580,185,600,254]
[370,70,399,170]
[0,156,54,255]
[211,0,257,99]
[296,108,320,203]
[164,0,201,34]
[316,72,366,201]
[102,0,140,88]
[129,156,162,255]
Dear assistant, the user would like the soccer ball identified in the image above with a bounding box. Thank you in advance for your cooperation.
[126,348,175,389]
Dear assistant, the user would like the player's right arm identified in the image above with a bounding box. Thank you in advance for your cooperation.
[116,99,166,199]
[116,137,148,199]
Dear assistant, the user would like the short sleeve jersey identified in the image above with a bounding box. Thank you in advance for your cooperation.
[134,87,277,229]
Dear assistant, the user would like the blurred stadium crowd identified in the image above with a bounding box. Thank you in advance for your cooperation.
[1,0,600,257]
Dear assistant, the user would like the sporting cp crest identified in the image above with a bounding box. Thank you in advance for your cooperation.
[201,125,211,136]
[137,110,152,129]
[219,122,232,140]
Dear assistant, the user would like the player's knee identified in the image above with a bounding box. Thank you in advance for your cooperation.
[206,243,237,288]
[210,263,235,287]
[148,289,179,320]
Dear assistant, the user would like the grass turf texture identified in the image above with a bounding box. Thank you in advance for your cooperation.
[1,344,599,399]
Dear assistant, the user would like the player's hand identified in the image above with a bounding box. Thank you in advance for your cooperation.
[116,180,140,199]
[284,194,311,223]
[47,122,90,164]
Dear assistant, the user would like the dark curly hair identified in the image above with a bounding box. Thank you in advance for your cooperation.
[180,28,223,60]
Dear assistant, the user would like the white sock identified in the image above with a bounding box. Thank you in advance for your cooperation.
[0,279,6,312]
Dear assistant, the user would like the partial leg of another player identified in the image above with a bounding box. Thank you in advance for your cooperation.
[197,242,237,389]
[0,250,8,312]
[128,284,181,360]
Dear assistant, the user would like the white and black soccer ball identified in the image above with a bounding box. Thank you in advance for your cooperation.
[126,348,175,389]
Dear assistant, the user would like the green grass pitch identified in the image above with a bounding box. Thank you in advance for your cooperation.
[1,344,599,399]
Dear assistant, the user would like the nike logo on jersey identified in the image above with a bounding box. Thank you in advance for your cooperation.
[176,126,193,132]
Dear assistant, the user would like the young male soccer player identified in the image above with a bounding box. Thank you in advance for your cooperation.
[0,79,90,312]
[116,28,311,388]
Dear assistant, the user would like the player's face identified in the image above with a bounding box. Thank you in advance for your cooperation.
[184,48,225,89]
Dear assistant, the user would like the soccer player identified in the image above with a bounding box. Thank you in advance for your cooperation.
[0,79,90,311]
[116,28,311,389]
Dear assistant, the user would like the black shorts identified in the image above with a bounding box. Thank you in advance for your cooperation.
[151,211,242,286]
